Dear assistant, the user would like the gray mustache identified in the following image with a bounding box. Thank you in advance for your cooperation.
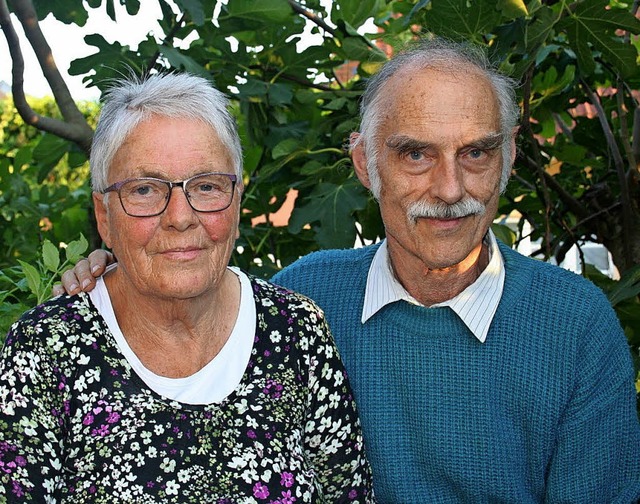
[407,199,486,222]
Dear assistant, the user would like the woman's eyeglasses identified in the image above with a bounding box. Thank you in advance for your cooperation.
[102,172,237,217]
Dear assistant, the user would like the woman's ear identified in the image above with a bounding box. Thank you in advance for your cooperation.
[93,192,113,249]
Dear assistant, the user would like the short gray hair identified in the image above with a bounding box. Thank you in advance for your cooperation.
[353,37,520,197]
[90,72,243,192]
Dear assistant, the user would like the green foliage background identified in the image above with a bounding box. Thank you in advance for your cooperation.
[0,0,639,397]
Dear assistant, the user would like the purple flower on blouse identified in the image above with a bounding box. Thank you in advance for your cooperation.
[280,490,296,504]
[253,482,269,499]
[280,471,294,488]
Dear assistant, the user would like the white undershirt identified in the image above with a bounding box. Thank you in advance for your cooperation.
[89,266,256,404]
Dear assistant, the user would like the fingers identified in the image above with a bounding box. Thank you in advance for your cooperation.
[52,249,115,297]
[59,258,94,295]
[51,284,65,297]
[87,249,114,277]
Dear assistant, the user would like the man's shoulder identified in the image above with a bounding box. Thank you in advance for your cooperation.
[271,244,380,298]
[273,244,379,279]
[498,241,615,317]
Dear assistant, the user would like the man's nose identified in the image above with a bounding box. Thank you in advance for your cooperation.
[428,156,465,204]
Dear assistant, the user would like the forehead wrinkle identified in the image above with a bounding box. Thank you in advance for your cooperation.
[122,164,226,181]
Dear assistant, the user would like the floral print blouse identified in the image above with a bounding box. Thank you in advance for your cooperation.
[0,276,374,503]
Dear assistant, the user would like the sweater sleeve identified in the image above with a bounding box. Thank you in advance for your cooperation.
[544,294,640,503]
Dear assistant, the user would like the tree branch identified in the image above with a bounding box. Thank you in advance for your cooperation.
[287,0,337,37]
[520,64,553,258]
[3,0,93,153]
[615,80,636,175]
[581,78,633,268]
[145,11,187,73]
[252,64,336,91]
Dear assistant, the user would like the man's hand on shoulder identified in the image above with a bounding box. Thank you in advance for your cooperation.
[52,249,115,297]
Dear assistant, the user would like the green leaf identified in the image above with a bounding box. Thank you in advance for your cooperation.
[525,6,557,52]
[122,0,141,17]
[341,36,382,61]
[406,0,432,27]
[560,0,640,78]
[608,264,640,307]
[492,223,516,246]
[160,45,211,78]
[13,146,33,172]
[564,22,597,76]
[32,134,69,175]
[272,139,300,159]
[42,240,60,273]
[530,65,576,107]
[17,260,41,300]
[226,0,291,23]
[497,0,528,19]
[288,179,368,248]
[425,0,502,39]
[174,0,206,25]
[65,235,90,264]
[334,0,382,27]
[267,83,294,106]
[323,97,348,111]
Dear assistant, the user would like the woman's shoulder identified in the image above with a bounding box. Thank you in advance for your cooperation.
[6,293,100,350]
[13,293,92,324]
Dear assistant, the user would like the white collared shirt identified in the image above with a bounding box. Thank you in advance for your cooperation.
[361,231,505,343]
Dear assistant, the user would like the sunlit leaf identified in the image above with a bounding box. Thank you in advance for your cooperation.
[226,0,291,23]
[17,260,40,300]
[497,0,528,19]
[65,235,89,264]
[42,240,60,273]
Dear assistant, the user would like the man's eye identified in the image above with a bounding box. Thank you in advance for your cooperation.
[468,149,485,159]
[408,150,423,161]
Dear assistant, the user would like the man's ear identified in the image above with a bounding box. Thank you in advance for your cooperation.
[350,132,372,190]
[93,192,112,249]
[509,126,519,165]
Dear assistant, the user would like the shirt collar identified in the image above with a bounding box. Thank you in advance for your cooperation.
[361,230,505,343]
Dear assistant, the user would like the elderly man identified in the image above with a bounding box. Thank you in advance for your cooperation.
[57,38,640,502]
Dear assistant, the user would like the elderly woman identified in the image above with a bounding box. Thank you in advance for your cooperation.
[0,73,373,503]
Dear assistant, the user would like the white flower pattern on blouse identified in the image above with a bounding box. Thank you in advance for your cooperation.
[0,276,374,503]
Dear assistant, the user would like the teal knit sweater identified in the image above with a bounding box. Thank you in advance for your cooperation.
[272,241,640,503]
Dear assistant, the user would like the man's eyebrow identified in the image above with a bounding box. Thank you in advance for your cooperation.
[465,132,504,150]
[385,135,434,152]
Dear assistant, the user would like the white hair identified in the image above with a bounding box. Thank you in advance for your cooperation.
[90,72,243,192]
